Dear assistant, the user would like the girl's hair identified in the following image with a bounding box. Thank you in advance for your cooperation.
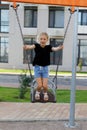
[39,32,49,39]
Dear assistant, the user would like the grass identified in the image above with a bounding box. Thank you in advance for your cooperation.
[0,69,24,74]
[0,87,31,102]
[0,86,87,103]
[56,90,87,103]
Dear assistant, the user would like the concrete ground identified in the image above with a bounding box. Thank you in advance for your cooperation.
[0,120,87,130]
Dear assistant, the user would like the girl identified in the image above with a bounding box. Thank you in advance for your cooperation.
[23,32,63,101]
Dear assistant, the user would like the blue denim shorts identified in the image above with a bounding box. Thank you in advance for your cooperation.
[34,65,49,78]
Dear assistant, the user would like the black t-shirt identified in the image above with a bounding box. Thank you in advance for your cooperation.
[33,43,52,66]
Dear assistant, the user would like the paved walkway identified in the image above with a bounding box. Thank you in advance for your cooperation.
[0,102,87,122]
[0,102,87,121]
[0,102,87,130]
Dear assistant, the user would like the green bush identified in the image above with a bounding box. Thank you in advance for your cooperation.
[19,71,34,99]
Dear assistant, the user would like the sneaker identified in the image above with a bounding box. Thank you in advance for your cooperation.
[44,92,48,101]
[35,91,40,100]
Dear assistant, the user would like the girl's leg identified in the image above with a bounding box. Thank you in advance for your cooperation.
[42,78,49,101]
[42,78,48,92]
[36,77,43,91]
[35,77,43,100]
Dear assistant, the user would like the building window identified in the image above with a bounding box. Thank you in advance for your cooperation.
[1,1,9,4]
[0,4,9,32]
[0,37,8,63]
[77,40,87,66]
[78,10,87,25]
[23,37,36,63]
[24,6,37,27]
[50,38,63,65]
[49,7,64,28]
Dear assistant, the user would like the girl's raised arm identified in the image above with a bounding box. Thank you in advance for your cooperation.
[23,44,35,50]
[51,45,63,52]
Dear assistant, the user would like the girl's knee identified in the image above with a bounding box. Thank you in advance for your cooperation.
[43,85,48,92]
[37,84,42,91]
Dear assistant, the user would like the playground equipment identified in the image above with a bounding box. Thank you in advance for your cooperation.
[2,0,87,7]
[10,3,73,103]
[31,78,56,103]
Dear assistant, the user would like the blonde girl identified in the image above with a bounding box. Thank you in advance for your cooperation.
[23,32,63,101]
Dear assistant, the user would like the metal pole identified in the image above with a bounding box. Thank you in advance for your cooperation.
[69,7,78,127]
[65,7,78,128]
